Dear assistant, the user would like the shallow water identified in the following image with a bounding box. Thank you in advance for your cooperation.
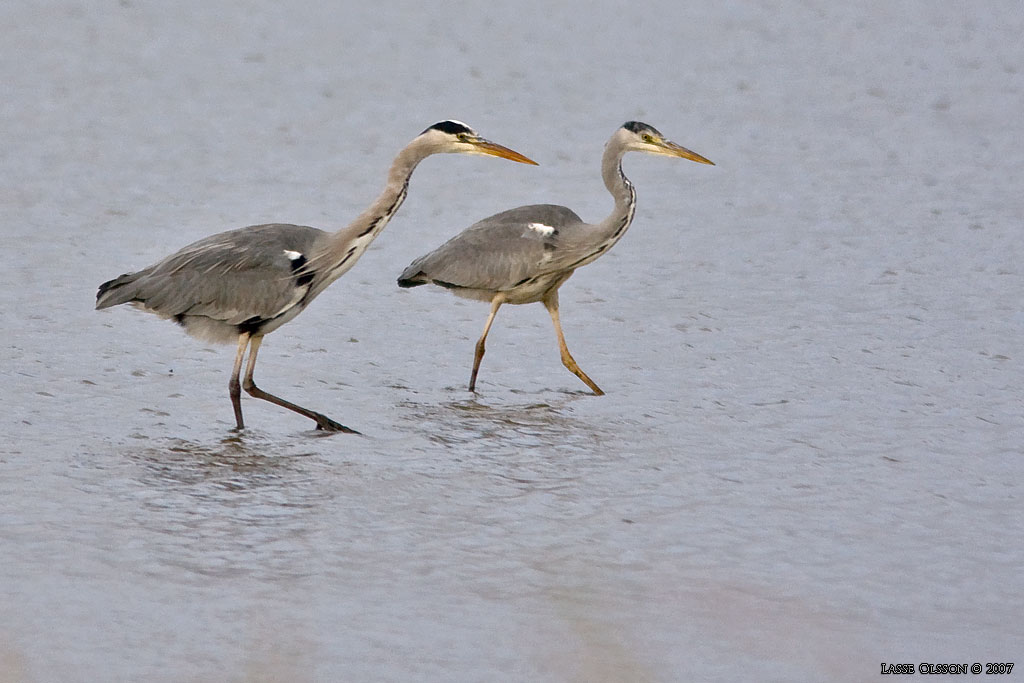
[2,1,1023,681]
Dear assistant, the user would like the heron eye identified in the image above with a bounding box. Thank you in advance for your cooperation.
[642,134,654,143]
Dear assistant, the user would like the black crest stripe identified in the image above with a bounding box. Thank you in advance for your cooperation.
[423,120,474,136]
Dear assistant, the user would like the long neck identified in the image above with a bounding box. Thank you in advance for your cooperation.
[560,139,636,273]
[307,139,429,289]
[594,139,636,246]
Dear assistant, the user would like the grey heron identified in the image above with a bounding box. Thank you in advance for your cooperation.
[397,121,713,395]
[96,121,537,432]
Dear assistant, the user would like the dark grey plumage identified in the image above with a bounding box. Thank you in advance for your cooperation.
[97,224,325,344]
[399,121,714,394]
[399,204,583,300]
[96,121,536,431]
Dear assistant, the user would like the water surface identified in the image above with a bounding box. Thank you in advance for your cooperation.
[2,2,1022,681]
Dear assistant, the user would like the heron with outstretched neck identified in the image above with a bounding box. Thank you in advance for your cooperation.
[96,121,536,432]
[398,121,713,395]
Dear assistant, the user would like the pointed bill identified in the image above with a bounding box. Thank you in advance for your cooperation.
[661,140,714,165]
[472,139,539,165]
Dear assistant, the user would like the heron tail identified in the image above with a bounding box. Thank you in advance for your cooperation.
[396,267,428,288]
[95,272,143,309]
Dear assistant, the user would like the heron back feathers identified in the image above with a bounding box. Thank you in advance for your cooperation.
[398,204,584,294]
[95,223,328,342]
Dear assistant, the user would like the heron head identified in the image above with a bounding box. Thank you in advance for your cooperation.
[618,121,714,165]
[419,120,538,165]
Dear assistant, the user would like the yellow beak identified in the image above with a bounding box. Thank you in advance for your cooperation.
[662,140,714,165]
[473,139,539,165]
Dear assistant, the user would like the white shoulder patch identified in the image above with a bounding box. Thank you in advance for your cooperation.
[283,250,303,261]
[527,222,556,237]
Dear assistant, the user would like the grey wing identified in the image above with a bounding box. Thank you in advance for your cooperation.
[399,204,585,291]
[97,223,327,324]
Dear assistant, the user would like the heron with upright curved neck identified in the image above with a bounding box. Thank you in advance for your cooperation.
[398,121,713,395]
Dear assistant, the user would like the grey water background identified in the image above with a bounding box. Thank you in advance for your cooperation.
[2,1,1022,681]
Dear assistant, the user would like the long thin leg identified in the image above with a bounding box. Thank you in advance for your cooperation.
[470,294,505,392]
[229,333,250,429]
[241,335,360,433]
[543,292,604,395]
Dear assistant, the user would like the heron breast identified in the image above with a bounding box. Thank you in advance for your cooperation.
[503,271,574,304]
